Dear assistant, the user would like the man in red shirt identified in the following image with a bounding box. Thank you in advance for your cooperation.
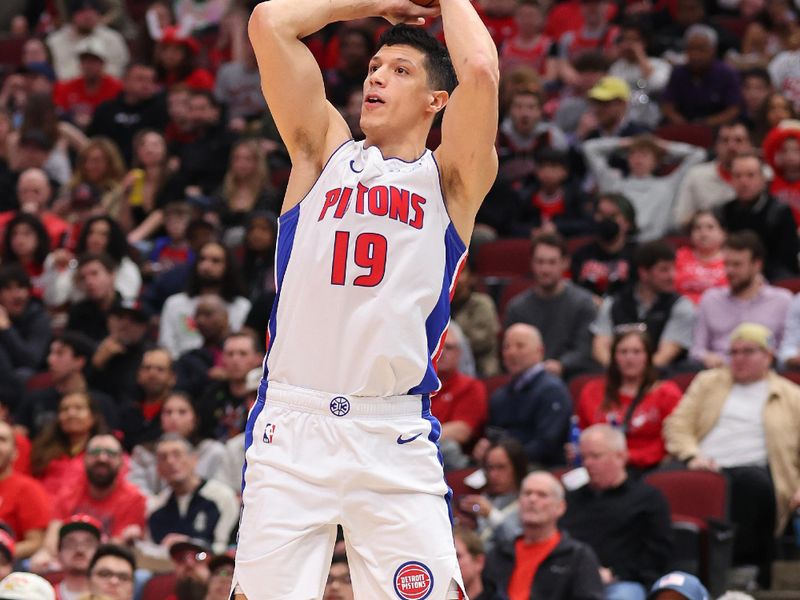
[0,421,51,559]
[30,434,146,568]
[53,37,123,129]
[431,323,488,470]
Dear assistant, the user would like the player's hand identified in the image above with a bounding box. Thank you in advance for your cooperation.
[380,0,440,25]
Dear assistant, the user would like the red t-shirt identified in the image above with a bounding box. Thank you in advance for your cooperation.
[507,531,562,600]
[577,379,682,469]
[38,453,85,500]
[0,472,52,538]
[674,246,727,305]
[13,432,31,474]
[54,472,146,538]
[431,371,488,436]
[500,35,553,73]
[54,75,123,112]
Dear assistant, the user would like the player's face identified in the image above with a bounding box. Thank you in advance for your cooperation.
[361,45,438,138]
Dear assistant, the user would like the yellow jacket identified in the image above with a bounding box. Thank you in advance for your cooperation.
[663,368,800,534]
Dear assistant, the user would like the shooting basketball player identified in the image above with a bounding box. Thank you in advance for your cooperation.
[236,0,498,598]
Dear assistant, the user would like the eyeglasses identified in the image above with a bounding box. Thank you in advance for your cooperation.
[86,447,121,458]
[91,569,133,583]
[729,347,762,357]
[326,574,352,586]
[212,567,234,578]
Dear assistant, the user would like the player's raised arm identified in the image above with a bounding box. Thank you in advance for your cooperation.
[434,0,499,238]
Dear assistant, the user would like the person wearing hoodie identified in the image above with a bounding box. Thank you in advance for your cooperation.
[762,119,800,228]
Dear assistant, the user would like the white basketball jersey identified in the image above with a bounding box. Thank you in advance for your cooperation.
[263,140,467,397]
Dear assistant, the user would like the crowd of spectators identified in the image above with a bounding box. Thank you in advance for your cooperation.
[0,0,800,598]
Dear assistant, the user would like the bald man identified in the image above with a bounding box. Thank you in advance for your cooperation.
[483,471,604,600]
[485,324,572,466]
[0,168,69,249]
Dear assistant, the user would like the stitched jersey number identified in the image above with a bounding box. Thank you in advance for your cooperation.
[330,231,388,287]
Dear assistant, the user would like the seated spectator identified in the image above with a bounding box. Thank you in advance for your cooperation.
[572,193,637,298]
[148,434,239,554]
[42,516,101,599]
[323,28,373,108]
[215,368,260,496]
[214,41,268,130]
[505,233,597,378]
[591,241,696,370]
[500,0,556,81]
[431,324,488,470]
[87,299,153,405]
[453,527,487,600]
[129,391,226,500]
[482,471,604,600]
[661,26,743,127]
[0,168,69,249]
[674,210,728,304]
[167,538,212,600]
[238,212,277,302]
[196,332,264,441]
[560,425,672,599]
[690,232,793,367]
[87,544,135,600]
[608,21,671,129]
[53,38,123,131]
[487,324,572,466]
[146,202,194,277]
[739,69,773,140]
[323,553,353,600]
[205,553,235,600]
[123,130,174,244]
[648,572,709,600]
[583,77,650,143]
[65,253,121,342]
[119,348,175,450]
[763,120,800,227]
[665,323,800,588]
[576,329,682,473]
[15,332,116,439]
[451,261,500,378]
[1,213,50,297]
[717,153,799,279]
[556,0,619,80]
[154,26,214,91]
[0,421,51,559]
[459,438,528,541]
[0,264,51,383]
[159,242,251,358]
[769,38,800,112]
[30,391,109,498]
[583,135,705,241]
[174,295,231,397]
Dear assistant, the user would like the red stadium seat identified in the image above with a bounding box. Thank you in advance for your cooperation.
[774,277,800,294]
[669,371,697,392]
[482,374,511,398]
[0,36,26,68]
[474,239,531,282]
[568,373,602,404]
[497,276,534,321]
[25,372,53,392]
[655,124,715,150]
[141,573,176,600]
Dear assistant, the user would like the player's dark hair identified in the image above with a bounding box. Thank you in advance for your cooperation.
[89,544,136,574]
[377,25,458,94]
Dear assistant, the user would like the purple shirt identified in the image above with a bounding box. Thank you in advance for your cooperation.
[690,282,793,361]
[662,60,742,122]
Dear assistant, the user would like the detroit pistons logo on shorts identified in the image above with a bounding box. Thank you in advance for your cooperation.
[393,561,434,600]
[329,396,351,416]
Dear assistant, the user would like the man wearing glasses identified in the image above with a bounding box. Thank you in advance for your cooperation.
[88,544,136,600]
[323,554,354,600]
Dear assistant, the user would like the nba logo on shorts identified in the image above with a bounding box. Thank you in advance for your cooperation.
[263,423,276,444]
[393,561,433,600]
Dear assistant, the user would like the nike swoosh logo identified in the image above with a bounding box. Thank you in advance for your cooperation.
[397,433,422,445]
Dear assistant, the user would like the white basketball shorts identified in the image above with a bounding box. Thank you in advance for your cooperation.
[233,380,466,600]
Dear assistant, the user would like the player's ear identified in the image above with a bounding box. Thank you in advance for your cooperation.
[430,90,449,114]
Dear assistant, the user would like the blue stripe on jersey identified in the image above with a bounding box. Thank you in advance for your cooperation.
[241,204,301,493]
[421,394,455,525]
[408,223,468,396]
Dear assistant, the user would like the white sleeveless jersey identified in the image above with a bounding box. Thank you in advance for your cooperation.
[263,139,468,397]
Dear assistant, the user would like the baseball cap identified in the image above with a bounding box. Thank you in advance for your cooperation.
[59,514,102,541]
[68,0,102,14]
[588,76,631,102]
[729,322,775,352]
[75,37,107,61]
[0,573,56,600]
[648,571,710,600]
[0,530,15,563]
[169,538,211,562]
[110,298,152,323]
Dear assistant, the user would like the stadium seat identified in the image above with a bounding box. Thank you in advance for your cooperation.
[497,276,534,321]
[140,572,176,600]
[669,371,697,392]
[474,239,531,283]
[655,124,715,150]
[25,371,53,392]
[0,37,26,68]
[481,374,511,398]
[568,373,602,403]
[774,277,800,294]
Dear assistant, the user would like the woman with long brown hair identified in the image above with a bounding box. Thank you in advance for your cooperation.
[575,327,682,472]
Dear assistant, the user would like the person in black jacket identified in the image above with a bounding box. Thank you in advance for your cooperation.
[560,425,672,598]
[482,471,604,600]
[717,153,800,280]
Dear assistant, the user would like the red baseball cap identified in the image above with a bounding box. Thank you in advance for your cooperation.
[59,514,102,541]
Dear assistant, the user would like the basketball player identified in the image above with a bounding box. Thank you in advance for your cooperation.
[237,0,498,597]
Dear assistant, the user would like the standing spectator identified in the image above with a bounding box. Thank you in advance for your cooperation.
[505,233,597,378]
[154,26,214,91]
[576,329,682,472]
[148,434,239,554]
[560,425,672,599]
[661,26,743,126]
[665,323,800,588]
[487,324,572,466]
[451,261,501,377]
[46,0,129,80]
[214,42,268,128]
[717,153,800,279]
[88,63,167,166]
[53,38,123,131]
[674,210,728,304]
[673,121,754,228]
[583,135,705,241]
[159,242,251,358]
[66,253,121,343]
[0,421,51,559]
[572,193,637,298]
[87,544,135,600]
[591,241,696,370]
[482,471,604,600]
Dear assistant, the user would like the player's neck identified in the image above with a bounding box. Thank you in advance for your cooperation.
[363,135,427,163]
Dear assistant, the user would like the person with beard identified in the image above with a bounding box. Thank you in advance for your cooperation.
[505,233,597,379]
[572,193,638,299]
[87,544,136,600]
[0,421,51,559]
[39,515,101,600]
[174,295,231,398]
[691,232,793,368]
[204,554,235,600]
[166,540,212,600]
[29,434,146,571]
[159,242,251,358]
[119,348,176,451]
